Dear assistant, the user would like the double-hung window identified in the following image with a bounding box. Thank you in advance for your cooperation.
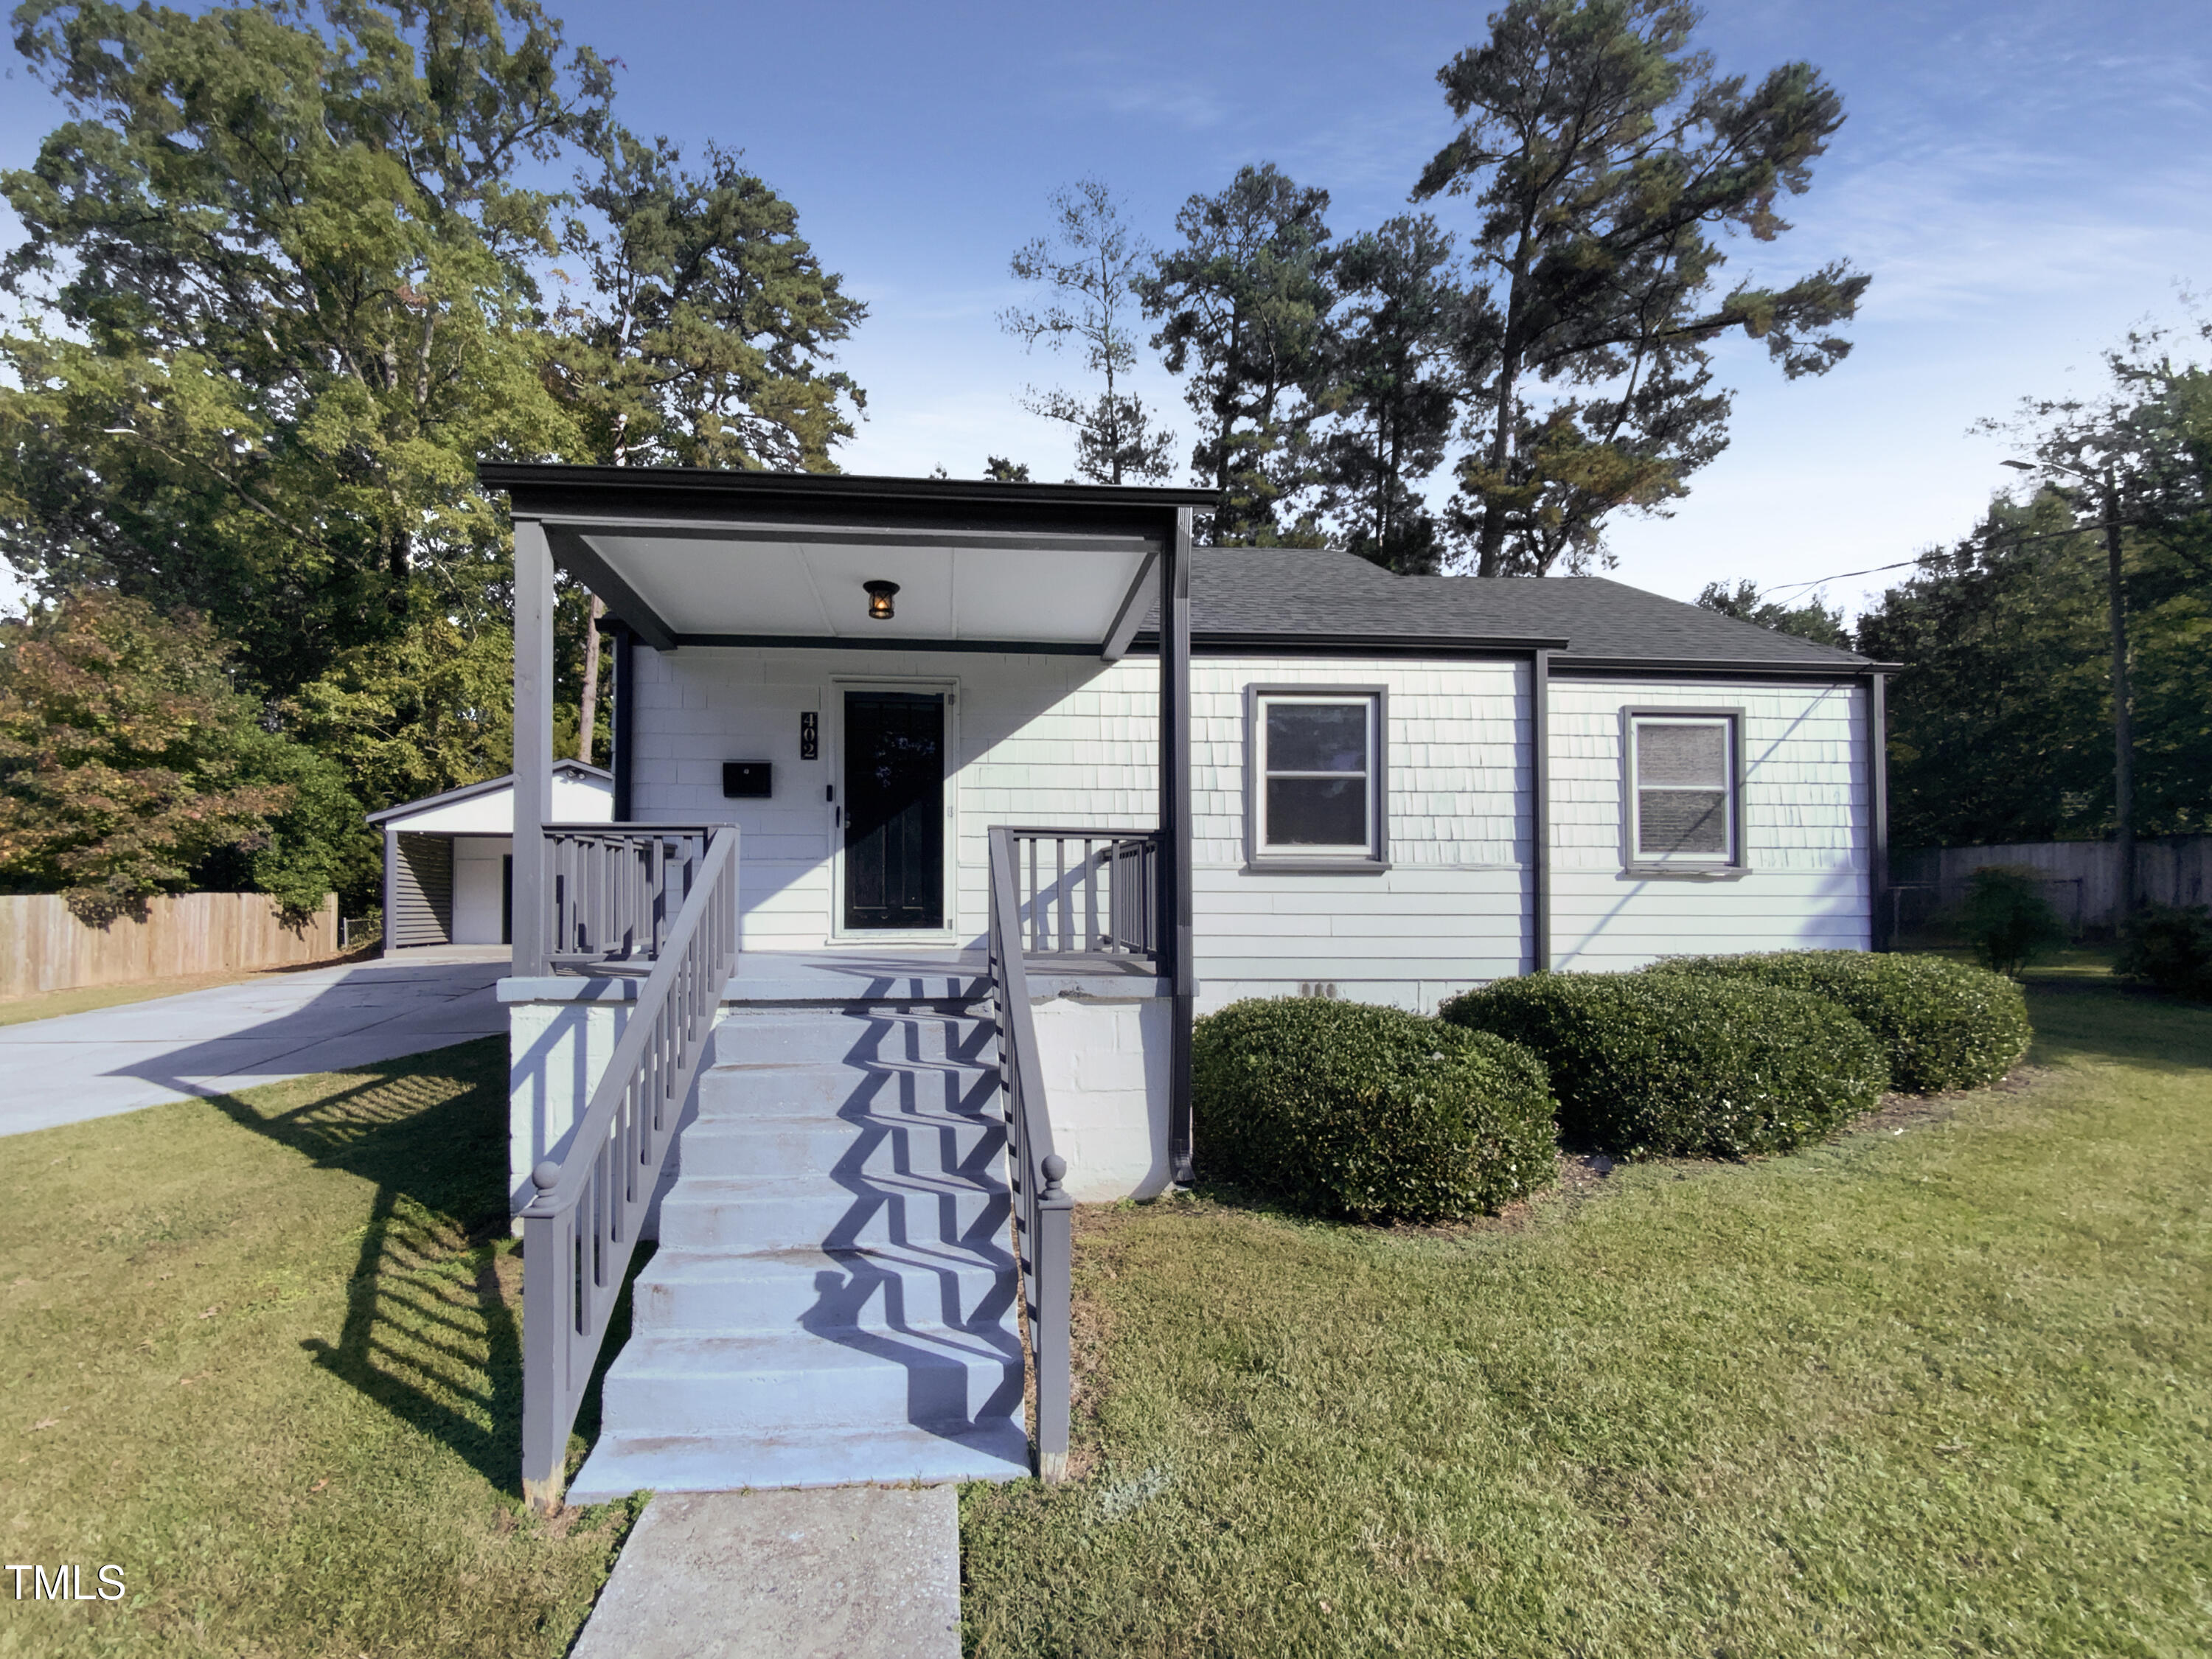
[1625,711,1742,870]
[1246,687,1387,869]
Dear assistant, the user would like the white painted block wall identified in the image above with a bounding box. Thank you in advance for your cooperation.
[1027,993,1173,1201]
[504,983,699,1237]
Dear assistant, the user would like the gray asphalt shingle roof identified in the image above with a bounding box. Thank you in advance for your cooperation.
[1175,546,1871,670]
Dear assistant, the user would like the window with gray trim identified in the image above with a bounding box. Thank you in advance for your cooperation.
[1628,714,1737,864]
[1249,690,1385,863]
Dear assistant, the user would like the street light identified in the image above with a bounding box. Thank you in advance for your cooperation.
[2002,455,2135,931]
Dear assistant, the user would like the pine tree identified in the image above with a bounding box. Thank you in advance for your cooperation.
[1313,216,1470,573]
[1138,164,1335,543]
[1414,0,1867,574]
[999,180,1175,486]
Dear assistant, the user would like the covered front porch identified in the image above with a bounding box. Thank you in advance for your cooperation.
[485,463,1215,1509]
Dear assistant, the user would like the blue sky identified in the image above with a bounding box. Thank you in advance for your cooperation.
[5,0,2209,616]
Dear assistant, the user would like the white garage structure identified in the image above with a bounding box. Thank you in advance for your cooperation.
[369,761,613,952]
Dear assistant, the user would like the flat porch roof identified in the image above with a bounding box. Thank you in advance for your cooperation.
[482,463,1219,659]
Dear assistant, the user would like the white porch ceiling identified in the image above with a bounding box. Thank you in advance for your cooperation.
[577,529,1156,647]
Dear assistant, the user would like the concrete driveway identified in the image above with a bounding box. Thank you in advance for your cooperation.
[0,946,509,1136]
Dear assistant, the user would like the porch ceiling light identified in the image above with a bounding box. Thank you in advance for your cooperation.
[863,580,900,621]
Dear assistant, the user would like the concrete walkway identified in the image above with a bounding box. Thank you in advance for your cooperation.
[0,946,509,1135]
[571,1486,960,1659]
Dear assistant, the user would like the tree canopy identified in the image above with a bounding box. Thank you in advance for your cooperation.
[999,179,1175,486]
[0,592,366,916]
[0,0,609,692]
[1138,164,1335,543]
[549,128,866,473]
[1413,0,1867,575]
[0,0,864,911]
[1862,327,2212,848]
[1694,579,1849,649]
[1312,215,1469,573]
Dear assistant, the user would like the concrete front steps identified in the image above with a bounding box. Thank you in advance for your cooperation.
[566,1002,1031,1500]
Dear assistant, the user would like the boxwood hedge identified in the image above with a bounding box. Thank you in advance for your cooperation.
[1646,950,2031,1093]
[1439,972,1888,1159]
[1192,998,1557,1222]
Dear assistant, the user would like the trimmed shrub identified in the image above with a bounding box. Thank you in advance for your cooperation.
[2116,905,2212,1001]
[1192,998,1557,1222]
[1960,863,2066,977]
[1439,973,1888,1159]
[1647,950,2031,1093]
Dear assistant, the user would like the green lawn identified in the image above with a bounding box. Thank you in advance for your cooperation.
[961,978,2212,1656]
[0,1040,633,1658]
[4,974,2205,1656]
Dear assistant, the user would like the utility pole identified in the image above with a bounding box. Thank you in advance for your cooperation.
[2004,454,2135,933]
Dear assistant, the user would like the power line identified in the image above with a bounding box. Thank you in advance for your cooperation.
[1758,518,2146,603]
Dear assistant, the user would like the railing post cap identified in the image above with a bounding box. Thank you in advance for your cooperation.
[1042,1153,1068,1193]
[532,1159,562,1192]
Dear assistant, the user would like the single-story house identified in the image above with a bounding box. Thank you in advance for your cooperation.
[487,465,1893,1506]
[366,760,611,951]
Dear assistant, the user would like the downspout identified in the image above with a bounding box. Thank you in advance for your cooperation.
[1531,647,1551,973]
[1868,670,1891,952]
[1161,508,1196,1185]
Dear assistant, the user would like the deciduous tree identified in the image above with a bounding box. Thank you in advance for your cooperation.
[0,0,610,694]
[547,125,867,756]
[0,593,364,917]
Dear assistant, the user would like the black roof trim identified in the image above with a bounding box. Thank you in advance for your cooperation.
[1129,629,1568,658]
[674,634,1102,655]
[482,462,1220,515]
[1551,657,1899,681]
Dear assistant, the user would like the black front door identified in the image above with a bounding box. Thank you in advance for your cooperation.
[843,691,945,929]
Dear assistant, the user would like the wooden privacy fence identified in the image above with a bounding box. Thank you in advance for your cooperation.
[1892,836,2212,933]
[0,892,338,1000]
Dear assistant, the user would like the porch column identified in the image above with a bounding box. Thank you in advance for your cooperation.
[512,518,555,977]
[1161,507,1195,1184]
[611,619,635,821]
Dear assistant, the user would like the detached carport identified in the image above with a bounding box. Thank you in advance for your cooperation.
[368,762,613,952]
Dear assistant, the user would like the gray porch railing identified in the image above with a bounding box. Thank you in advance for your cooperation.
[986,826,1074,1481]
[1001,827,1159,959]
[984,827,1159,1482]
[519,826,740,1512]
[544,822,722,971]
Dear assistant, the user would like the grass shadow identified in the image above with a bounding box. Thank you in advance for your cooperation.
[198,1038,546,1495]
[2024,978,2212,1073]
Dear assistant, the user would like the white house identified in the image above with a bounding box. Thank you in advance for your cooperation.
[366,761,612,950]
[486,465,1892,1507]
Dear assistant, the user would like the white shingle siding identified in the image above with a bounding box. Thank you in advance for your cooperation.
[624,647,1869,1000]
[1548,678,1869,970]
[1189,656,1529,1011]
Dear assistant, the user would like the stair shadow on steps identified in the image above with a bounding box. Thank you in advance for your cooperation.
[793,1009,1027,1448]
